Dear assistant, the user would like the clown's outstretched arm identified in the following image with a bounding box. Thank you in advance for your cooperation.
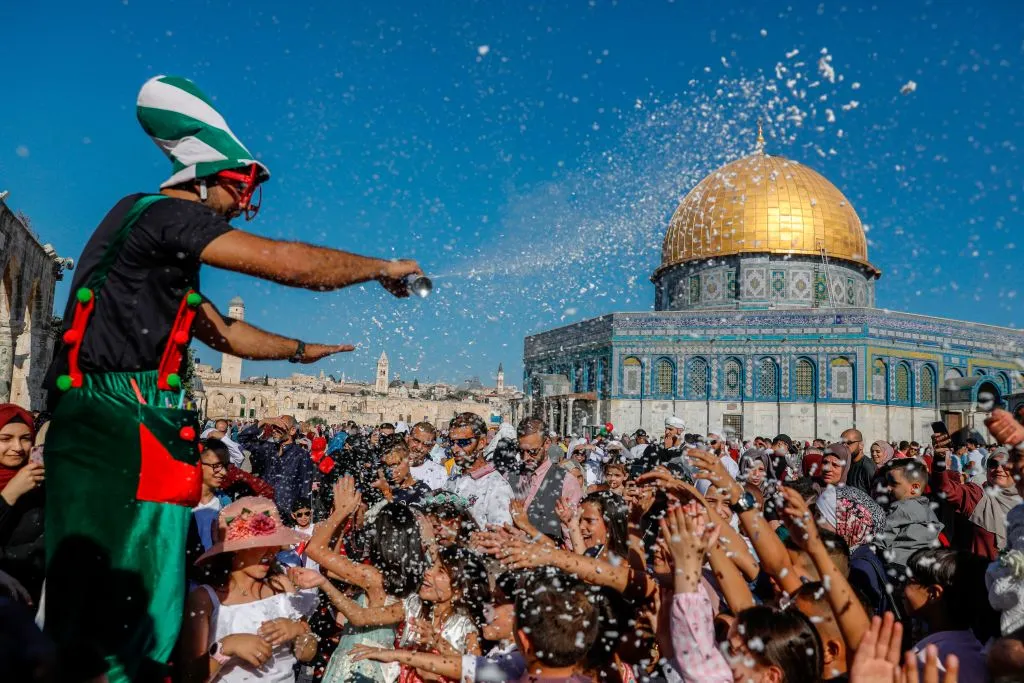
[200,230,421,297]
[194,301,352,363]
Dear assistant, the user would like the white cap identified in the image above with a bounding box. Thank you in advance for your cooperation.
[665,416,686,430]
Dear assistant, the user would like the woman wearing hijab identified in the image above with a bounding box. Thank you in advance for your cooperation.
[738,449,774,506]
[0,404,44,604]
[816,484,892,615]
[869,440,895,468]
[930,447,1021,561]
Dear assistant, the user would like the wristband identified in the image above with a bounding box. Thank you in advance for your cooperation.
[209,640,231,665]
[289,340,306,364]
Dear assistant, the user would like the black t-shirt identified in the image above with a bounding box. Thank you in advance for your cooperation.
[45,195,231,393]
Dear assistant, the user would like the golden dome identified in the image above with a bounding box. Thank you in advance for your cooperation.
[659,151,879,276]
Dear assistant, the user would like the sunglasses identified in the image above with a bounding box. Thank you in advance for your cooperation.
[451,437,477,448]
[988,460,1010,471]
[520,446,544,457]
[294,511,311,518]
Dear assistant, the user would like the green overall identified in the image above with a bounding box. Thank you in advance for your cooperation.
[44,195,203,683]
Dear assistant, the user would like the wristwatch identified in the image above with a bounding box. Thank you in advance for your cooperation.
[289,340,306,364]
[209,640,231,665]
[729,491,757,514]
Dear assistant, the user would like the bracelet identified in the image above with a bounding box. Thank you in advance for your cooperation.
[289,340,306,364]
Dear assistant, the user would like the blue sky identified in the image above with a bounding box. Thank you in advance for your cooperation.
[2,0,1021,385]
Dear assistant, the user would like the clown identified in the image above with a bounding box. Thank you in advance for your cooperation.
[42,75,422,682]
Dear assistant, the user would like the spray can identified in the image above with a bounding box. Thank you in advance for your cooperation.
[403,274,433,298]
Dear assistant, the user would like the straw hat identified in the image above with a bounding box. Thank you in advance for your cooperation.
[196,496,305,563]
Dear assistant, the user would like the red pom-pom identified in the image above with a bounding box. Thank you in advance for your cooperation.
[179,426,196,441]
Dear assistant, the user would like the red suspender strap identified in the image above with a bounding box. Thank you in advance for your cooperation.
[157,290,203,391]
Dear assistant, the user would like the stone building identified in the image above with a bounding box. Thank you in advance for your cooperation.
[522,139,1024,443]
[194,297,518,427]
[0,194,72,410]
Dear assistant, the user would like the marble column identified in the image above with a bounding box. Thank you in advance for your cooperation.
[566,398,575,435]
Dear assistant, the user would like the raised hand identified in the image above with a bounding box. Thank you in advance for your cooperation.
[300,343,356,363]
[377,259,423,298]
[332,476,362,520]
[659,502,719,594]
[687,450,739,495]
[899,645,959,683]
[509,499,535,534]
[986,409,1024,449]
[497,537,555,570]
[0,462,45,505]
[554,497,578,526]
[287,567,327,590]
[848,613,903,683]
[778,486,820,550]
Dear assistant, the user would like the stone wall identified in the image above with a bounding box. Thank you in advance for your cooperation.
[0,200,62,410]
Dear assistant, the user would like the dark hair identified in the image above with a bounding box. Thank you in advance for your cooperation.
[291,498,312,514]
[491,438,521,476]
[516,417,548,439]
[899,441,911,451]
[422,499,479,546]
[435,546,491,630]
[787,477,820,502]
[906,548,998,639]
[412,421,437,436]
[366,504,427,598]
[379,423,395,431]
[785,528,850,578]
[515,569,598,668]
[201,439,231,465]
[735,605,823,682]
[580,492,629,559]
[450,412,487,437]
[889,459,927,485]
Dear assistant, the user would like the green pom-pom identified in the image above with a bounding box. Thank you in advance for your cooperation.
[186,292,202,307]
[56,375,74,392]
[76,288,93,303]
[166,373,181,389]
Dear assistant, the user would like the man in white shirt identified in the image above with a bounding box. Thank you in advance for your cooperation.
[445,412,514,529]
[707,432,739,479]
[407,421,447,491]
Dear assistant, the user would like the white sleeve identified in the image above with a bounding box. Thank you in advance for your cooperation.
[721,456,739,479]
[487,479,514,527]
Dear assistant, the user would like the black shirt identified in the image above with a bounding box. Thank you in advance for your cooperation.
[846,454,876,495]
[46,195,232,393]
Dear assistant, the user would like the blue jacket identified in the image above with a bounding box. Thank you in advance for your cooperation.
[237,425,317,516]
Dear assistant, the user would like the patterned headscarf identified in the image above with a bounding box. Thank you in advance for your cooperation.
[818,484,886,549]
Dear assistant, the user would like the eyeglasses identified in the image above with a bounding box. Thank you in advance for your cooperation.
[842,439,862,446]
[294,511,311,518]
[451,437,477,448]
[202,461,227,473]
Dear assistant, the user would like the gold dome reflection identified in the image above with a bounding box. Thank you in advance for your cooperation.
[659,151,879,277]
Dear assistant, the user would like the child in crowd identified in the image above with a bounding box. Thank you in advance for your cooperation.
[876,460,943,570]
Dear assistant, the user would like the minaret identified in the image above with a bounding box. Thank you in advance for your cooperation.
[375,351,389,394]
[220,296,245,384]
[496,363,505,393]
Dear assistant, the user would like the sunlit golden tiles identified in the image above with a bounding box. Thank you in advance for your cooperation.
[659,152,878,276]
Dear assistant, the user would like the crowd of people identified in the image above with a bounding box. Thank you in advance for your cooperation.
[7,402,1024,682]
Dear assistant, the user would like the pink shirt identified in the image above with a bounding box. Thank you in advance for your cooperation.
[518,459,583,541]
[670,591,731,683]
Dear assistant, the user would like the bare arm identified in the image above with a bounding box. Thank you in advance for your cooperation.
[349,646,463,680]
[319,581,407,628]
[200,231,420,294]
[193,301,352,363]
[707,544,755,613]
[780,487,870,656]
[306,513,385,602]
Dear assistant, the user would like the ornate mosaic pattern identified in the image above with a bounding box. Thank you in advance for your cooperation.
[795,359,814,398]
[771,270,786,300]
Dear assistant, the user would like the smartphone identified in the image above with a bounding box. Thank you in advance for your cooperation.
[29,445,44,466]
[931,421,948,435]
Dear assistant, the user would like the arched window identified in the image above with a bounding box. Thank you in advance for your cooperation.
[872,359,888,401]
[757,358,778,398]
[831,358,853,399]
[920,365,936,405]
[723,359,742,398]
[895,363,911,403]
[998,372,1012,395]
[654,358,674,395]
[795,359,815,399]
[688,357,709,398]
[623,357,642,396]
[974,368,987,376]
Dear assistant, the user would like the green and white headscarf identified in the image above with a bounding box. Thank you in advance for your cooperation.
[136,75,270,189]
